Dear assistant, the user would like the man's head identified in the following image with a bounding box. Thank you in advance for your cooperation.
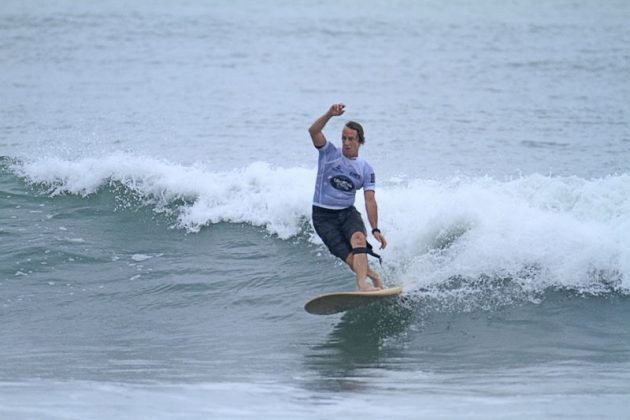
[341,121,364,158]
[345,121,365,144]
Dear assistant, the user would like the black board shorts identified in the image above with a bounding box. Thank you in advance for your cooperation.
[312,205,367,261]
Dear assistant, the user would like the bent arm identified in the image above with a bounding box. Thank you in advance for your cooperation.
[364,190,387,249]
[308,103,345,148]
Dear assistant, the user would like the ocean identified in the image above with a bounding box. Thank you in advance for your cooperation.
[1,0,629,418]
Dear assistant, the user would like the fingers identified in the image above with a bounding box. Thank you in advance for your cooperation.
[330,103,346,115]
[375,232,387,249]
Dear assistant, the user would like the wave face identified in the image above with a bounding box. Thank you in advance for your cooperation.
[8,154,629,297]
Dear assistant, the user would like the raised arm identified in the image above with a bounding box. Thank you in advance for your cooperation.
[308,103,345,148]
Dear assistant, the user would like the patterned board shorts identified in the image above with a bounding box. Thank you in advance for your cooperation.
[312,205,367,261]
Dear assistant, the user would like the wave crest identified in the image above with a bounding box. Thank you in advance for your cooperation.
[9,154,630,294]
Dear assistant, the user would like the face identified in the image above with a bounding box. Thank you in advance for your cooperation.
[341,126,361,158]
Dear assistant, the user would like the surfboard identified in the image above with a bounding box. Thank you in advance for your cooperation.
[304,286,403,315]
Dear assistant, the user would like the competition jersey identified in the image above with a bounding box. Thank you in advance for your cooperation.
[312,140,376,210]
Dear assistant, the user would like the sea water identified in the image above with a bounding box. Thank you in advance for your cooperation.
[1,0,629,418]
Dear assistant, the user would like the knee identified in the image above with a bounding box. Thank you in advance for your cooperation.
[350,231,367,248]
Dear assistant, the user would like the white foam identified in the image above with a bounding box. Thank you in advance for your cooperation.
[13,154,630,293]
[379,175,629,293]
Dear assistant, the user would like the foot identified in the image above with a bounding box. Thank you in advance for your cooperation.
[357,278,381,292]
[367,271,384,289]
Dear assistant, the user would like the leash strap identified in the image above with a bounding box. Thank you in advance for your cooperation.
[352,242,382,265]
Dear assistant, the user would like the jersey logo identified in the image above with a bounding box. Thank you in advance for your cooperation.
[370,173,375,183]
[329,175,355,192]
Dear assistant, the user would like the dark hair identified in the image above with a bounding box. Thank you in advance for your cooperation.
[345,121,365,144]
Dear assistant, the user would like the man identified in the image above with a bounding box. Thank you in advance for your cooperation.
[309,103,387,291]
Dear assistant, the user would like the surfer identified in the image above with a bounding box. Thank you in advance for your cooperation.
[309,103,388,291]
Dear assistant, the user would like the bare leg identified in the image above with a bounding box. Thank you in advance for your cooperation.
[367,266,384,289]
[346,232,383,291]
[344,255,384,291]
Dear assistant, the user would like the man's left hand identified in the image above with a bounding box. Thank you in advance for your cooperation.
[374,231,387,250]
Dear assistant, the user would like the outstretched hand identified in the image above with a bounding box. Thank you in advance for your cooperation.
[328,103,346,116]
